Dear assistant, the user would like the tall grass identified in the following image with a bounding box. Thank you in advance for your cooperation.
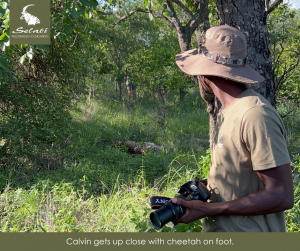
[0,88,299,232]
[0,89,210,232]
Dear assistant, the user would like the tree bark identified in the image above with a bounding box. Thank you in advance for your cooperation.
[215,0,276,107]
[193,1,216,148]
[118,81,122,101]
[194,0,210,45]
[175,0,210,51]
[177,27,193,51]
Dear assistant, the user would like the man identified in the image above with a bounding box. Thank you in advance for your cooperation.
[173,25,294,232]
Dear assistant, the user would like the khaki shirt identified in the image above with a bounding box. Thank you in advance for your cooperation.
[202,89,290,232]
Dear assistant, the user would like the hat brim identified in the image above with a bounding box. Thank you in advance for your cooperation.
[175,48,265,84]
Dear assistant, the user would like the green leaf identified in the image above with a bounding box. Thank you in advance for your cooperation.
[0,69,8,78]
[0,33,7,40]
[66,3,73,10]
[71,8,79,19]
[90,0,98,9]
[0,54,9,72]
[64,24,73,33]
[0,53,8,63]
[1,42,6,51]
[79,0,91,7]
[64,18,71,25]
[0,7,5,15]
[43,45,49,52]
[59,33,68,42]
[78,5,86,15]
[66,33,71,42]
[0,61,10,73]
[85,11,92,19]
[37,225,47,232]
[144,0,149,6]
[3,35,9,43]
[3,38,9,47]
[163,11,172,17]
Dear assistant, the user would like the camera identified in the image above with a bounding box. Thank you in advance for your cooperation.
[149,177,211,229]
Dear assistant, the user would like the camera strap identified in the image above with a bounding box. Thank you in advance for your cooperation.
[149,196,171,209]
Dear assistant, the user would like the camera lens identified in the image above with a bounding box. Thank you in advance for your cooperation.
[150,212,163,229]
[149,198,186,229]
[149,180,211,230]
[150,203,174,229]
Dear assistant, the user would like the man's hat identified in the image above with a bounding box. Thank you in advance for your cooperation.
[175,25,265,84]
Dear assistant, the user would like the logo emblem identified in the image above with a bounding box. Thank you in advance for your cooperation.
[155,199,167,204]
[10,0,50,44]
[20,4,40,25]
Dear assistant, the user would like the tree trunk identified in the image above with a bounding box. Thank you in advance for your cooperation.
[173,0,215,146]
[176,0,210,51]
[177,28,193,51]
[192,0,216,148]
[194,0,277,147]
[215,0,276,107]
[118,81,122,101]
[194,1,210,45]
[88,85,92,105]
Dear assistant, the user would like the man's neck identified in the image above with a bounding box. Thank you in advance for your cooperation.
[210,78,247,110]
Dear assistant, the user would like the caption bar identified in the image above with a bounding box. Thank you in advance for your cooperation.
[66,237,234,246]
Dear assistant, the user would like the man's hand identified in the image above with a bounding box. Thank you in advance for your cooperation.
[171,198,208,225]
[172,163,294,226]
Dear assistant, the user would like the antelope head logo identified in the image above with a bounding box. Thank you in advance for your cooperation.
[20,4,40,25]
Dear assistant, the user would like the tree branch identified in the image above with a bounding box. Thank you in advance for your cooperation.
[266,0,283,14]
[276,56,300,91]
[96,7,177,31]
[265,0,270,12]
[166,0,182,30]
[187,0,209,34]
[96,10,122,19]
[97,8,149,26]
[172,0,193,18]
[150,10,177,31]
[273,42,285,74]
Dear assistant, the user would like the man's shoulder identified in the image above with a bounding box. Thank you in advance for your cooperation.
[239,91,286,139]
[222,89,282,130]
[233,89,276,115]
[239,89,268,106]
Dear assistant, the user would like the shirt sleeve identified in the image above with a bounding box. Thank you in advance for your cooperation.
[241,105,291,170]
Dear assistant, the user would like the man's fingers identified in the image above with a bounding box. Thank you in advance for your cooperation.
[171,198,189,208]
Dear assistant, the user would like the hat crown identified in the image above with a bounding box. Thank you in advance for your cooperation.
[204,25,247,58]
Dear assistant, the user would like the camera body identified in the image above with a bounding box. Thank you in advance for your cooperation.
[150,178,211,229]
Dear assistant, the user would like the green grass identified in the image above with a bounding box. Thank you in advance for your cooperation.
[277,103,300,156]
[0,88,210,232]
[0,167,204,232]
[0,88,299,232]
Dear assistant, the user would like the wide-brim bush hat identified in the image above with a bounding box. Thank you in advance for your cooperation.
[175,25,265,84]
